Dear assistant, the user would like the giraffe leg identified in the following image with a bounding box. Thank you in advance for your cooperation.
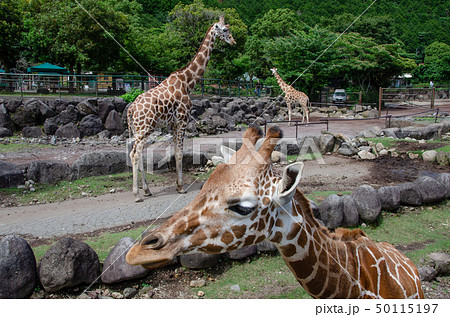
[287,101,292,126]
[139,155,151,197]
[131,139,144,203]
[173,124,187,194]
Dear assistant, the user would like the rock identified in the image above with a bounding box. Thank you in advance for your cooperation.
[428,252,450,276]
[189,279,206,288]
[379,149,388,156]
[389,117,414,128]
[358,150,376,160]
[0,127,12,137]
[422,150,437,162]
[318,134,335,154]
[418,266,437,282]
[211,156,224,166]
[111,291,124,299]
[378,186,401,212]
[318,194,343,229]
[351,185,381,223]
[113,97,127,113]
[123,287,138,299]
[168,150,208,170]
[397,182,423,206]
[44,118,58,135]
[230,284,241,292]
[72,151,127,179]
[436,173,450,198]
[197,290,205,297]
[79,114,104,137]
[375,143,385,152]
[0,161,24,188]
[97,98,115,122]
[27,160,72,184]
[104,110,124,135]
[341,195,359,227]
[179,253,221,269]
[436,152,449,166]
[0,103,13,131]
[308,199,320,219]
[5,99,21,113]
[227,245,257,260]
[76,99,97,116]
[38,237,100,293]
[54,105,79,126]
[55,122,81,139]
[271,150,286,163]
[408,152,419,159]
[22,126,43,138]
[101,237,149,284]
[414,176,447,204]
[256,241,278,253]
[0,236,37,299]
[337,142,358,156]
[12,99,55,128]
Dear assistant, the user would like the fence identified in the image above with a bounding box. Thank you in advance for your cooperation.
[0,73,271,99]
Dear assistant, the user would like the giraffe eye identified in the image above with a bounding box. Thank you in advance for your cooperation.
[223,28,228,33]
[229,203,256,216]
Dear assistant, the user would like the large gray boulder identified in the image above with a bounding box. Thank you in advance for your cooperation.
[104,110,124,135]
[436,173,450,198]
[76,99,97,116]
[0,236,37,298]
[428,252,450,276]
[12,98,55,128]
[22,126,43,138]
[97,98,115,122]
[337,142,358,156]
[72,151,127,179]
[318,134,335,154]
[397,182,423,206]
[179,253,221,269]
[55,122,81,139]
[38,238,100,293]
[351,185,381,223]
[378,186,401,212]
[341,195,359,227]
[0,103,13,131]
[54,105,79,126]
[43,118,58,135]
[0,127,12,137]
[101,237,149,284]
[318,194,343,229]
[79,114,103,137]
[414,176,447,204]
[0,161,24,188]
[226,245,257,260]
[27,160,72,184]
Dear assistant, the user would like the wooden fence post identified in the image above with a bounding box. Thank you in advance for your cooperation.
[431,87,435,109]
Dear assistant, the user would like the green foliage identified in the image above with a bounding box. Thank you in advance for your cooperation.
[413,42,450,83]
[121,88,145,103]
[0,0,24,71]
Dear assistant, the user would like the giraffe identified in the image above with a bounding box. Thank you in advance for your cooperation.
[127,16,236,202]
[271,68,310,125]
[126,126,424,299]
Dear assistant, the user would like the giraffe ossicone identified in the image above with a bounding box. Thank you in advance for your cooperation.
[271,67,310,125]
[126,126,424,299]
[127,16,236,202]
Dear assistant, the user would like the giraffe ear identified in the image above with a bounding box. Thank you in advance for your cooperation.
[274,162,304,207]
[220,146,236,164]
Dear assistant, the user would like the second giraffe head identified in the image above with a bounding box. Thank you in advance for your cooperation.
[214,15,236,45]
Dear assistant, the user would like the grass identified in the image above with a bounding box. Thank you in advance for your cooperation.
[0,172,166,205]
[287,153,323,162]
[306,190,352,203]
[192,254,312,299]
[0,142,52,153]
[362,201,450,264]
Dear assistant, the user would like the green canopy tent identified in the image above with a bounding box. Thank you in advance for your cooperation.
[0,69,5,73]
[27,63,69,74]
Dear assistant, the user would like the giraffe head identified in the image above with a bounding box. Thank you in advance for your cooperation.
[214,15,236,45]
[270,67,278,75]
[126,126,304,269]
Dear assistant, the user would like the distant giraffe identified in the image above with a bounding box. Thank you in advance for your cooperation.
[127,16,236,202]
[127,126,424,299]
[271,68,309,124]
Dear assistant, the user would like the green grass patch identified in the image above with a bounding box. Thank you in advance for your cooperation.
[194,254,312,299]
[435,145,450,153]
[365,137,398,149]
[287,153,323,162]
[306,191,352,203]
[361,201,450,264]
[0,142,52,153]
[0,172,166,205]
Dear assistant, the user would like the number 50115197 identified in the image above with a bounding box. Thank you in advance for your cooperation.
[375,303,438,314]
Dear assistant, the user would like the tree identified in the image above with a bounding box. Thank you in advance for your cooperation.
[413,41,450,83]
[22,0,129,74]
[0,0,24,71]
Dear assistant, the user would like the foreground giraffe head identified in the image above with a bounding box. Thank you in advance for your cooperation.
[214,15,236,45]
[126,126,303,268]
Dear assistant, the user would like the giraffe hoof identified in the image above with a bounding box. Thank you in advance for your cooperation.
[135,197,144,203]
[177,187,187,194]
[143,189,152,197]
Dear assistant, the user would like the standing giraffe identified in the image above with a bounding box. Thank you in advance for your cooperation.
[127,16,236,202]
[126,126,424,299]
[271,68,310,124]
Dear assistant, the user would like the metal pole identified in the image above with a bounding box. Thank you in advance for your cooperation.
[431,87,435,109]
[378,87,382,117]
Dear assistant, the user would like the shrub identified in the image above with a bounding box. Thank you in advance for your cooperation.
[121,88,144,103]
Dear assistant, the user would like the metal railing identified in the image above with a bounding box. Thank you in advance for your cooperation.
[0,73,271,99]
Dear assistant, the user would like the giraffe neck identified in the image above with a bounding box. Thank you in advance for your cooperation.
[178,25,216,93]
[273,71,290,94]
[268,190,363,298]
